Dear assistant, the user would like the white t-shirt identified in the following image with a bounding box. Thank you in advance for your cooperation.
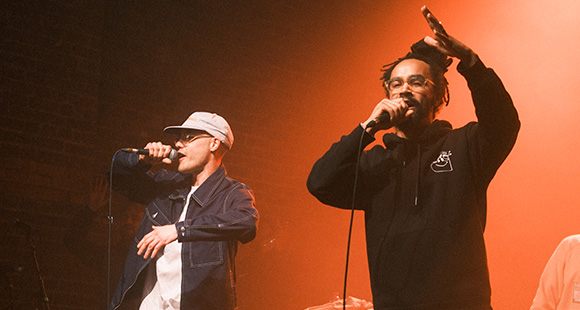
[531,234,580,310]
[140,186,198,310]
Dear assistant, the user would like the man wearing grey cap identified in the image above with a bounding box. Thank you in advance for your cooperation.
[108,112,258,310]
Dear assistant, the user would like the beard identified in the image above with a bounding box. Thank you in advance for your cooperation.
[397,96,434,131]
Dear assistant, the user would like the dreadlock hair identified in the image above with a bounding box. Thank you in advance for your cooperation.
[380,39,452,117]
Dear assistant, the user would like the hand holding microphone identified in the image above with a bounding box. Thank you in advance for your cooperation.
[364,98,413,131]
[366,112,391,128]
[122,142,179,164]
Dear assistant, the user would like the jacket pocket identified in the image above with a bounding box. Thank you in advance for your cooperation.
[187,241,224,268]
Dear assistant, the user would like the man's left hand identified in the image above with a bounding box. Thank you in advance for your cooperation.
[137,224,178,259]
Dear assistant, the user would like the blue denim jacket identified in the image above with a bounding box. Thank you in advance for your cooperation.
[109,152,258,310]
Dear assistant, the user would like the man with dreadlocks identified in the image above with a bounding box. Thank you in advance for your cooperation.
[307,6,520,310]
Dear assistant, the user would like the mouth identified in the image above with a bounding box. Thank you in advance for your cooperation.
[403,98,419,108]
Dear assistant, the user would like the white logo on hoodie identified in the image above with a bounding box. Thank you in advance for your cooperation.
[431,151,453,173]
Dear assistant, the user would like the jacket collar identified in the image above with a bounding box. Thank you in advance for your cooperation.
[190,165,227,207]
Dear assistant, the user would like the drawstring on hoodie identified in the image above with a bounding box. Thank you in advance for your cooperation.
[415,144,421,207]
[387,121,454,208]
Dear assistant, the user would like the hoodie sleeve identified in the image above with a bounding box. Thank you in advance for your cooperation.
[306,125,376,209]
[458,58,521,182]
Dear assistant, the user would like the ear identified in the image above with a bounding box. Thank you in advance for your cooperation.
[432,99,444,118]
[209,138,221,152]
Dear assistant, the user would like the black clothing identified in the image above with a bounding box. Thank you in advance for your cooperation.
[307,60,519,309]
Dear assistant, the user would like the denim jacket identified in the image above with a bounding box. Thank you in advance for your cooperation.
[109,152,258,310]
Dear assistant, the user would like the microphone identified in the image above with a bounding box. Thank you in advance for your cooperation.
[121,148,180,162]
[366,112,390,128]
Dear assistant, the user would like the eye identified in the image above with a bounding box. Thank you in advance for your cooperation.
[178,133,196,142]
[388,78,403,89]
[409,76,425,87]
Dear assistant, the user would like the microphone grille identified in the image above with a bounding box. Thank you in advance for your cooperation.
[168,149,180,162]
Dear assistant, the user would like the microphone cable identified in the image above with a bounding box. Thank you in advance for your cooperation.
[106,149,123,309]
[341,126,369,310]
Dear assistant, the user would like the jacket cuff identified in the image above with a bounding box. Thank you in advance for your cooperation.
[175,221,186,241]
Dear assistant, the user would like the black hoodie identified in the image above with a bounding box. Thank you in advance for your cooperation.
[307,59,520,310]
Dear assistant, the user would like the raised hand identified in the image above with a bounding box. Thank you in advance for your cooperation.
[421,5,478,67]
[88,176,109,212]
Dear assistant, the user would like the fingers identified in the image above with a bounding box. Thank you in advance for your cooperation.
[140,142,173,164]
[384,98,411,120]
[89,176,109,211]
[421,6,447,36]
[421,6,477,66]
[138,238,159,259]
[137,229,162,259]
[421,6,454,55]
[144,142,173,158]
[96,177,108,193]
[423,35,452,56]
[91,176,107,192]
[136,225,177,259]
[364,98,410,130]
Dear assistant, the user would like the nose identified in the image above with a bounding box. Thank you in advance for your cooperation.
[174,140,185,149]
[400,81,412,93]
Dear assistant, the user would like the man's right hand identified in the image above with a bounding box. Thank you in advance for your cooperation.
[362,98,413,134]
[139,142,175,165]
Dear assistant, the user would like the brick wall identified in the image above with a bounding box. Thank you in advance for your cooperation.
[1,0,106,308]
[1,1,376,309]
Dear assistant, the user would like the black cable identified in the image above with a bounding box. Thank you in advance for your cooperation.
[341,126,369,310]
[107,150,122,309]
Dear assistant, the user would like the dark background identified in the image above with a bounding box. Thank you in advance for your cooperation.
[2,0,580,309]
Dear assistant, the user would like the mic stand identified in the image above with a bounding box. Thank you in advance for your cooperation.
[1,268,16,310]
[23,228,51,310]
